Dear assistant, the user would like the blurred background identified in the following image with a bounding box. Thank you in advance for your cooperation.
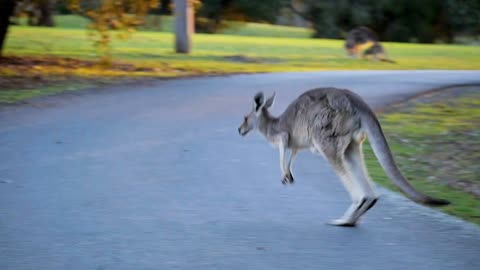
[1,0,480,100]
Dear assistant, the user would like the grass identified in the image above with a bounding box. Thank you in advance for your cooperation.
[364,87,480,224]
[5,26,480,72]
[2,15,480,102]
[15,15,312,38]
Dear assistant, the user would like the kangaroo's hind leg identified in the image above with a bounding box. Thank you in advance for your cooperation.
[313,136,365,226]
[343,135,379,223]
[327,168,367,227]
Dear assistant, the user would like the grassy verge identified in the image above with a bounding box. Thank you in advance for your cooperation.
[364,85,480,224]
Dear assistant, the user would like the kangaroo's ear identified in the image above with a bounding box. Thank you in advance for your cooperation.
[253,92,264,111]
[264,92,275,108]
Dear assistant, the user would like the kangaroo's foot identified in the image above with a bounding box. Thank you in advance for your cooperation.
[281,171,294,185]
[326,199,368,227]
[327,219,356,227]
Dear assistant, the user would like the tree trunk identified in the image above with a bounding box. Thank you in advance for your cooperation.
[37,0,55,27]
[174,0,194,54]
[0,0,17,58]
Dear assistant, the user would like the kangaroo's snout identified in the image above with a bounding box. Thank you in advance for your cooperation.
[238,115,253,137]
[238,126,248,136]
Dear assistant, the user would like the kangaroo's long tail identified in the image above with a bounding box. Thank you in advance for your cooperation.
[362,114,450,206]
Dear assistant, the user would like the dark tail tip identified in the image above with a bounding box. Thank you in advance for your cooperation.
[424,197,450,207]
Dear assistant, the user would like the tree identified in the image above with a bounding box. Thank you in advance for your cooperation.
[196,0,287,33]
[0,0,17,58]
[37,0,55,27]
[68,0,160,63]
[13,0,56,27]
[174,0,194,53]
[151,0,172,15]
[447,0,480,39]
[289,0,480,43]
[68,0,196,58]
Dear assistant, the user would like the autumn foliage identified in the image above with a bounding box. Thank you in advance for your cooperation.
[67,0,160,64]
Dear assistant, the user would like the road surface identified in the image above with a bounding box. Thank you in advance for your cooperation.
[1,71,480,270]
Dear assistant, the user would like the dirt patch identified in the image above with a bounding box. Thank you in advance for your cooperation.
[0,56,158,72]
[223,54,282,64]
[0,56,195,92]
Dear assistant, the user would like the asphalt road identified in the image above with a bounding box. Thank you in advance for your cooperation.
[1,71,480,270]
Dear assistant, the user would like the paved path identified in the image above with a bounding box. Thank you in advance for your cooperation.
[1,71,480,270]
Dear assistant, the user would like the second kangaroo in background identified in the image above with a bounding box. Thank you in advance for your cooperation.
[238,88,449,227]
[344,26,379,58]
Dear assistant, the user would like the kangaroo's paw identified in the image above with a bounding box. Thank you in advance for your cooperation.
[281,172,294,185]
[327,219,356,227]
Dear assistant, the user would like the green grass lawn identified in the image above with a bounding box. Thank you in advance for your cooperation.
[5,25,480,72]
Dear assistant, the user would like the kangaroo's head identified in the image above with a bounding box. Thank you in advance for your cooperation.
[238,92,275,136]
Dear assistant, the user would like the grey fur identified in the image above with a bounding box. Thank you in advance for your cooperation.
[238,88,449,227]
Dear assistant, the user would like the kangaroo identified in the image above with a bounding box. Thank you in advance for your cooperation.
[344,26,379,58]
[363,42,396,63]
[238,89,449,226]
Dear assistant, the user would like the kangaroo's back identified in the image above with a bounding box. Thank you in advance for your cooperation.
[277,88,362,149]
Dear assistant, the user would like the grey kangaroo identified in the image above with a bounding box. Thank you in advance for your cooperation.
[238,88,449,226]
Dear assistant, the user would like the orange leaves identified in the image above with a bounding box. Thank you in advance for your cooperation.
[66,0,160,64]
